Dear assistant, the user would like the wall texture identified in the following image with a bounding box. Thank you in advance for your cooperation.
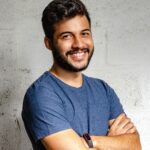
[0,0,150,149]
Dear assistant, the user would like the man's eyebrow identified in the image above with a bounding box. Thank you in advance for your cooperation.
[82,29,91,32]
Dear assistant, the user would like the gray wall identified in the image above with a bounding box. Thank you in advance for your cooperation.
[0,0,150,149]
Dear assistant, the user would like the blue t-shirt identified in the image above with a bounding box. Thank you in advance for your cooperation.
[22,71,124,150]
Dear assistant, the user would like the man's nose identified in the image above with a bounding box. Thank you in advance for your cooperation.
[72,36,85,49]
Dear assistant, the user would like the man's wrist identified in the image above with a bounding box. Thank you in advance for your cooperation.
[90,135,102,150]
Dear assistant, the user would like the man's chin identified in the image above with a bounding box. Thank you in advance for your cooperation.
[67,64,88,72]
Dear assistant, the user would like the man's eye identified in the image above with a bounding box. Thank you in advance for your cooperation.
[62,34,72,39]
[82,32,90,37]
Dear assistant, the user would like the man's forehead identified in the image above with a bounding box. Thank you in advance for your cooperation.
[54,15,90,33]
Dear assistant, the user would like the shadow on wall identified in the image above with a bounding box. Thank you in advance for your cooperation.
[0,26,33,149]
[0,112,21,150]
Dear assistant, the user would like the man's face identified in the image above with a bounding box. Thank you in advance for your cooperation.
[51,15,94,72]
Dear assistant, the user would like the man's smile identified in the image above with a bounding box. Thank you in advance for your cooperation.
[66,49,89,61]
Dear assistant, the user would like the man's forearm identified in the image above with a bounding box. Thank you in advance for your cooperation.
[91,132,141,150]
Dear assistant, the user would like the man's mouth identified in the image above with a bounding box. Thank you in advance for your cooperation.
[66,49,89,61]
[66,49,89,56]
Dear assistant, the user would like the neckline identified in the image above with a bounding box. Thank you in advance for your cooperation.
[46,71,86,90]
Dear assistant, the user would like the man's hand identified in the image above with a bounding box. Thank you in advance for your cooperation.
[108,113,137,136]
[90,113,141,150]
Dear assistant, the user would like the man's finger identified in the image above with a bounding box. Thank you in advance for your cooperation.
[118,117,131,129]
[109,119,115,126]
[110,113,126,129]
[127,126,137,134]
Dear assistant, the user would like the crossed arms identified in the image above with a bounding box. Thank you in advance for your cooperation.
[41,113,141,150]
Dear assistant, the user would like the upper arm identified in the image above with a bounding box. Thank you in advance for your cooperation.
[98,80,124,120]
[22,86,71,142]
[41,129,88,150]
[104,82,124,120]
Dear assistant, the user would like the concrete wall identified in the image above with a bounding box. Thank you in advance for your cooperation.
[0,0,150,149]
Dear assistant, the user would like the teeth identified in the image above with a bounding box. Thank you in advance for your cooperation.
[67,49,88,55]
[72,51,82,54]
[73,52,84,56]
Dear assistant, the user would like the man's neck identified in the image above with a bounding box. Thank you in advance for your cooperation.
[49,64,83,88]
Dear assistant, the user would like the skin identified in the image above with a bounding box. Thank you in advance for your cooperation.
[91,114,141,150]
[42,15,141,150]
[44,15,94,87]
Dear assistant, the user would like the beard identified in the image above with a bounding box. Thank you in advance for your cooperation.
[51,46,94,72]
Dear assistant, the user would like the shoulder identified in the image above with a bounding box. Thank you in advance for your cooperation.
[23,71,59,107]
[83,75,124,119]
[30,71,54,89]
[27,71,55,91]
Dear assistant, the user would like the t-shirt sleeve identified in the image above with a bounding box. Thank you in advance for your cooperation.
[102,81,124,120]
[108,87,124,120]
[22,85,71,142]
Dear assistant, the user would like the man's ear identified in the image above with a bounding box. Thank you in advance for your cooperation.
[44,36,52,50]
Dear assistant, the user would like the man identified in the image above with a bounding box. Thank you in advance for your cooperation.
[22,0,141,149]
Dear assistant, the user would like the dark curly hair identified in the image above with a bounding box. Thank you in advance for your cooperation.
[42,0,91,40]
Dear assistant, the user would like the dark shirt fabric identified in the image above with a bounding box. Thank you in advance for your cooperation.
[22,71,124,150]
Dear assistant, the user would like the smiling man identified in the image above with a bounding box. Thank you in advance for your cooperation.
[47,15,94,73]
[22,0,141,150]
